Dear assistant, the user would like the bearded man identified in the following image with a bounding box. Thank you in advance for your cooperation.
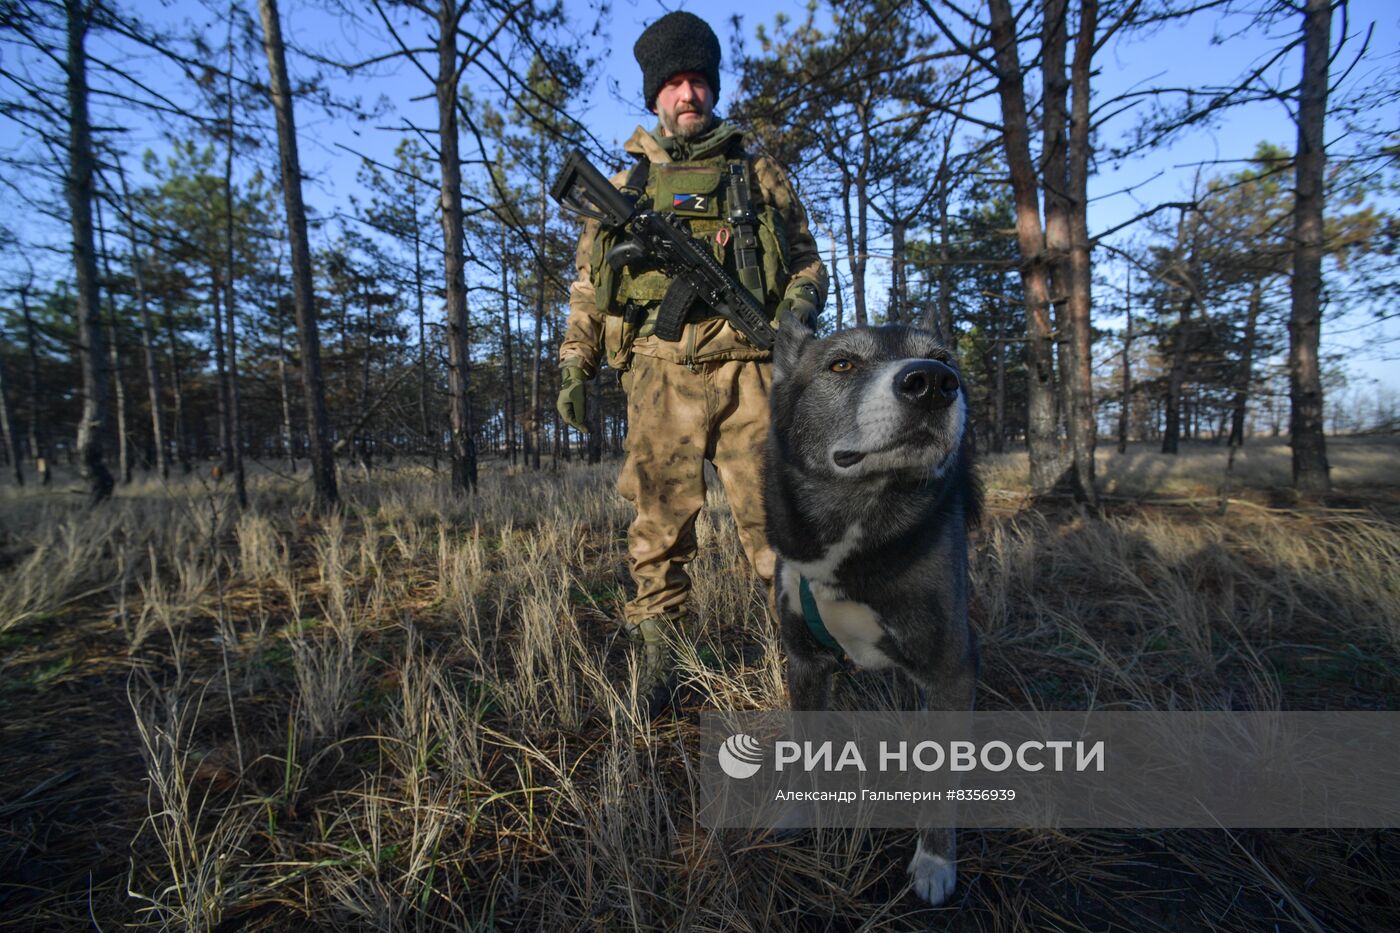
[557,10,827,713]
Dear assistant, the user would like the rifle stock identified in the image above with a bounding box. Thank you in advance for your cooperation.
[550,150,634,226]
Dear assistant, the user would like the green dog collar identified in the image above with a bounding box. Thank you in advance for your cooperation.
[798,575,841,653]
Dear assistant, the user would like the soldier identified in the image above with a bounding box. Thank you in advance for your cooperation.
[556,10,827,713]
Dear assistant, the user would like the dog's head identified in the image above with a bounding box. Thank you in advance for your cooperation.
[770,316,968,483]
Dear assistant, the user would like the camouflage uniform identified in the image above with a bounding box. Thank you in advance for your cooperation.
[560,123,826,627]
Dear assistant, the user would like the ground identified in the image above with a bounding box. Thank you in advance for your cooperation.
[1,437,1398,930]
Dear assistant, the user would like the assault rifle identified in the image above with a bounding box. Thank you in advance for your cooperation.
[550,148,774,351]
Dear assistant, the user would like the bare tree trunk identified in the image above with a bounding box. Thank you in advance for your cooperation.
[840,168,867,327]
[1117,278,1133,455]
[1289,0,1332,492]
[889,217,906,324]
[993,281,1006,453]
[96,202,131,484]
[116,161,168,479]
[412,195,432,465]
[0,333,20,484]
[1042,0,1089,500]
[105,272,130,484]
[66,0,113,504]
[162,297,190,473]
[818,220,844,332]
[547,313,560,467]
[277,307,296,470]
[934,155,953,342]
[357,280,372,477]
[1229,277,1263,448]
[989,0,1059,494]
[530,162,547,471]
[223,44,247,508]
[852,112,872,326]
[551,323,562,465]
[1041,0,1071,432]
[436,0,477,494]
[336,290,349,454]
[500,216,516,465]
[830,238,844,329]
[1041,0,1071,316]
[225,271,246,504]
[1162,298,1189,455]
[258,0,338,509]
[272,233,296,470]
[851,101,873,325]
[210,269,232,473]
[515,293,528,463]
[1064,0,1099,505]
[19,282,49,484]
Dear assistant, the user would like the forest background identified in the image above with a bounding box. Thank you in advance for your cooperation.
[3,0,1400,929]
[0,0,1396,503]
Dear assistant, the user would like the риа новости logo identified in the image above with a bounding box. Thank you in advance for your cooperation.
[718,733,764,779]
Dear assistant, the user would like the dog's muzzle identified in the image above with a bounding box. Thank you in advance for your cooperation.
[895,360,960,410]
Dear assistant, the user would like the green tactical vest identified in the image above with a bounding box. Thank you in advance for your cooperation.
[588,150,793,322]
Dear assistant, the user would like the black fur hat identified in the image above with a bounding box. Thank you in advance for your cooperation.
[633,11,721,111]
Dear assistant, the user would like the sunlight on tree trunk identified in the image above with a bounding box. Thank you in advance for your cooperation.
[258,0,338,510]
[1289,0,1332,493]
[66,0,113,505]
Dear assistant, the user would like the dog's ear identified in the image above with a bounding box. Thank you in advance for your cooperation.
[773,312,813,381]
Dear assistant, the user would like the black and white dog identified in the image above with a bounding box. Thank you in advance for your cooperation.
[763,316,980,907]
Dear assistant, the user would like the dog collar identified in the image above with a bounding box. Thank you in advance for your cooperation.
[797,575,842,653]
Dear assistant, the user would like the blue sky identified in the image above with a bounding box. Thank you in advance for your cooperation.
[5,0,1397,393]
[389,0,1400,389]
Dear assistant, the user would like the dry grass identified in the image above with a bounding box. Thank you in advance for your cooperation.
[1,445,1398,930]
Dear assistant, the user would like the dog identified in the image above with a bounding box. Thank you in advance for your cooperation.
[763,316,980,907]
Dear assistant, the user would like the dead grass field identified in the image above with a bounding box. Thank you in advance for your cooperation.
[1,438,1398,930]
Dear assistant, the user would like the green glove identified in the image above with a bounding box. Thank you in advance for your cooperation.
[776,281,821,328]
[557,363,588,432]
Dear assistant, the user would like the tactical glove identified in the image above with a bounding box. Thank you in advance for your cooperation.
[557,362,588,432]
[776,281,821,329]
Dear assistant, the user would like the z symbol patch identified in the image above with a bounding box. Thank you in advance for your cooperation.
[672,193,710,214]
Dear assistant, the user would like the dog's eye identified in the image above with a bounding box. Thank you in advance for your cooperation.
[829,359,855,373]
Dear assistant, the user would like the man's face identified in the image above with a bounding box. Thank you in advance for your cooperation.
[654,71,716,140]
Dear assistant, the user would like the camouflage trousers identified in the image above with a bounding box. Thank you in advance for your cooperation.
[616,352,776,627]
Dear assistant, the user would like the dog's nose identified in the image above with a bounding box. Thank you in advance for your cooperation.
[895,360,960,409]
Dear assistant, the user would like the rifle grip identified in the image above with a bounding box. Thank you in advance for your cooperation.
[606,238,648,271]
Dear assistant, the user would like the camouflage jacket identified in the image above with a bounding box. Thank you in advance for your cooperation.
[559,123,827,375]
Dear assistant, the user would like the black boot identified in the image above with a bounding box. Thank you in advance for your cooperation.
[625,616,677,719]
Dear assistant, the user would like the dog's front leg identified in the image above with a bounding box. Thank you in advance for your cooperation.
[785,645,837,711]
[775,564,838,711]
[909,639,977,907]
[909,828,958,907]
[770,566,839,832]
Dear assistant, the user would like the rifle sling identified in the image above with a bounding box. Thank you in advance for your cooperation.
[623,156,650,199]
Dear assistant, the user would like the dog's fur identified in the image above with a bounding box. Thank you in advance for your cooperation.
[763,316,980,907]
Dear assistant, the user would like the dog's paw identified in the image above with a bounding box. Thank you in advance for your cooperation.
[908,848,956,906]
